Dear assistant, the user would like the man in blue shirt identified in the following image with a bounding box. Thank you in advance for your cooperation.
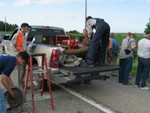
[0,51,29,113]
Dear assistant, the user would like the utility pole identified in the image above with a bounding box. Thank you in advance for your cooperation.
[149,18,150,24]
[5,17,6,32]
[85,0,87,29]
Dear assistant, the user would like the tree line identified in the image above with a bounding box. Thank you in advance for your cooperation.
[0,21,18,31]
[0,20,150,33]
[67,24,150,34]
[145,23,150,34]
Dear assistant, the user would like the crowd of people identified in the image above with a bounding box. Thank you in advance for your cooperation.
[109,31,150,90]
[84,16,150,90]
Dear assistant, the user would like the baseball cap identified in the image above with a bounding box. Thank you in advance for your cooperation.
[143,30,150,38]
[21,23,30,28]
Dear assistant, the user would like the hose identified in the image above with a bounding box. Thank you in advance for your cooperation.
[64,47,88,55]
[5,87,26,108]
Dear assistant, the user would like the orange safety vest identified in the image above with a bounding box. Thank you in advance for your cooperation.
[109,38,113,48]
[15,31,24,52]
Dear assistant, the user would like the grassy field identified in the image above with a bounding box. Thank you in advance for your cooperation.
[0,31,12,34]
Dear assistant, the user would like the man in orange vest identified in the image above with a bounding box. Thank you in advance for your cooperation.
[11,23,30,87]
[107,37,113,64]
[11,23,30,52]
[109,33,119,76]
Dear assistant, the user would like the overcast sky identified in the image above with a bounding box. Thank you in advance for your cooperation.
[0,0,150,33]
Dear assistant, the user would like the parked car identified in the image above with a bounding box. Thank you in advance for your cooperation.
[0,34,11,42]
[0,34,5,42]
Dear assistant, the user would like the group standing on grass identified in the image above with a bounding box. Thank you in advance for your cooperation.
[118,32,150,90]
[109,31,150,90]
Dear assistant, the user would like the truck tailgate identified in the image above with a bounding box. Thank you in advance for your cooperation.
[60,65,119,76]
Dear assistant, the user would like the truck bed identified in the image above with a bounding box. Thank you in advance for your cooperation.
[60,65,119,76]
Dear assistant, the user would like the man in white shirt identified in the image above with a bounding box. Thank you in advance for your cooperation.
[135,32,150,90]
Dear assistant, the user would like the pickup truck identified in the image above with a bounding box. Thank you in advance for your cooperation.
[2,25,119,88]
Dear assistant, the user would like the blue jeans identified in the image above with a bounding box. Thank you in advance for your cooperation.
[0,90,6,113]
[86,22,110,65]
[135,57,150,87]
[119,57,133,83]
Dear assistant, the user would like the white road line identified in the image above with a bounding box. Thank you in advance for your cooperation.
[59,85,118,113]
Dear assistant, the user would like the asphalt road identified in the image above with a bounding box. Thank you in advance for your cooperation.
[4,69,150,113]
[7,87,104,113]
[0,63,105,113]
[67,72,150,113]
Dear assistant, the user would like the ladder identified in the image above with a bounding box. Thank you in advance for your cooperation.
[24,53,54,113]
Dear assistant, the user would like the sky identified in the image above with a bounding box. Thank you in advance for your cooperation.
[0,0,150,33]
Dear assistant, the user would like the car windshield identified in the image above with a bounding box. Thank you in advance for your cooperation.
[27,28,65,41]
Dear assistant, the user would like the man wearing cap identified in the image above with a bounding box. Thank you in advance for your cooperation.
[83,16,110,67]
[0,51,29,113]
[11,23,30,52]
[135,32,150,90]
[11,23,30,87]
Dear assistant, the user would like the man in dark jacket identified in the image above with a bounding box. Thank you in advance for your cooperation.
[83,16,110,67]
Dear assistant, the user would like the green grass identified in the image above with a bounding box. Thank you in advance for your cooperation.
[0,31,12,34]
[66,33,83,36]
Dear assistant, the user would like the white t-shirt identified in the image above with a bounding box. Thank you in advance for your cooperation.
[138,38,150,59]
[86,18,96,38]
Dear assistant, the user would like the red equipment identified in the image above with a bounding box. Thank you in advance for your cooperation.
[55,35,89,49]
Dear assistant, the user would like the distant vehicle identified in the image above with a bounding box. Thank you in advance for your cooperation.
[0,34,5,42]
[0,34,11,42]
